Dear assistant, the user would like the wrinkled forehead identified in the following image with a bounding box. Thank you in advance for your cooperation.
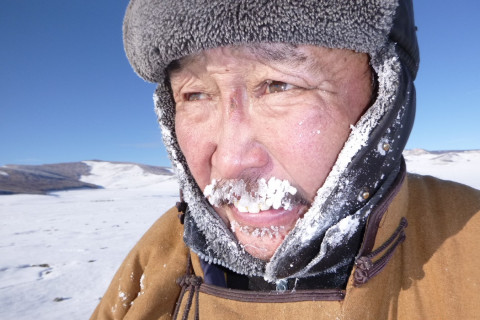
[167,43,366,78]
[167,43,304,73]
[189,43,306,64]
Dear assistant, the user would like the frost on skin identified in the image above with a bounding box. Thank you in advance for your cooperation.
[231,220,286,239]
[204,177,298,213]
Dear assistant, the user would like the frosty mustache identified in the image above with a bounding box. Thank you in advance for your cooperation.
[203,177,310,213]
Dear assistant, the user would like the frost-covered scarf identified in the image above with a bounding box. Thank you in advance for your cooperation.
[124,0,419,284]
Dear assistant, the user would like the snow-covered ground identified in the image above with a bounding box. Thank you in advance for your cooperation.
[0,151,479,319]
[404,149,480,190]
[0,161,179,320]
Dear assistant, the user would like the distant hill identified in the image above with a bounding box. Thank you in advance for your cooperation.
[0,160,173,195]
[403,149,480,190]
[1,150,479,195]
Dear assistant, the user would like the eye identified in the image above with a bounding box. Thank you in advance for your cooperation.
[265,80,296,94]
[184,92,209,101]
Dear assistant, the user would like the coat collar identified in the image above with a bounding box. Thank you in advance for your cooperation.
[353,160,408,286]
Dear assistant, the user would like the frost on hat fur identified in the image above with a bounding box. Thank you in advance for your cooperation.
[124,0,418,282]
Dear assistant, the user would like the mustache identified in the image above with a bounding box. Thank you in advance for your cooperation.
[203,177,310,209]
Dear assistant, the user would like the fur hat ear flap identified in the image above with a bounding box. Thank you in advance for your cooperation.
[390,0,420,79]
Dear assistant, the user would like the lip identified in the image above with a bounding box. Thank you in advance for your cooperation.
[227,204,308,229]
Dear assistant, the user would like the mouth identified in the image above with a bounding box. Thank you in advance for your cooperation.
[228,204,309,229]
[204,177,307,212]
[204,176,310,239]
[227,204,309,260]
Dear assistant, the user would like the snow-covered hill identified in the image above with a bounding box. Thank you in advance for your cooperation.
[0,160,173,195]
[404,149,480,190]
[0,153,479,320]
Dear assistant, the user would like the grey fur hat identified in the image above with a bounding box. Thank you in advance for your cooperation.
[124,0,419,82]
[123,0,419,283]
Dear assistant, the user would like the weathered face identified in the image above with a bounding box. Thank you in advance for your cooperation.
[170,44,372,260]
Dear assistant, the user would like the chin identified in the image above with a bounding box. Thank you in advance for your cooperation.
[233,224,290,261]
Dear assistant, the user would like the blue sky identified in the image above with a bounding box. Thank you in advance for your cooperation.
[1,1,479,167]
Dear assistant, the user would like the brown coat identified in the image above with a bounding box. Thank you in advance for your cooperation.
[91,174,480,319]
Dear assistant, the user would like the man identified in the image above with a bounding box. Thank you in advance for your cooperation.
[91,0,480,319]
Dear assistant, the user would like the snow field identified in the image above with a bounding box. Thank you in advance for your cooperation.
[0,161,179,320]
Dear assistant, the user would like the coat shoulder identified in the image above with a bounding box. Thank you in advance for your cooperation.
[397,174,480,318]
[90,207,189,320]
[405,173,480,234]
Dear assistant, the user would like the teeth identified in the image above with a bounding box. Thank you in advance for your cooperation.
[233,198,297,213]
[234,201,271,213]
[237,205,248,213]
[235,204,261,213]
[249,205,260,214]
[259,202,270,211]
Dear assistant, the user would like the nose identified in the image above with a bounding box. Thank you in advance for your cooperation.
[211,93,270,179]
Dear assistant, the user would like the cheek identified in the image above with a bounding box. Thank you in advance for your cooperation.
[265,109,352,200]
[175,115,213,189]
